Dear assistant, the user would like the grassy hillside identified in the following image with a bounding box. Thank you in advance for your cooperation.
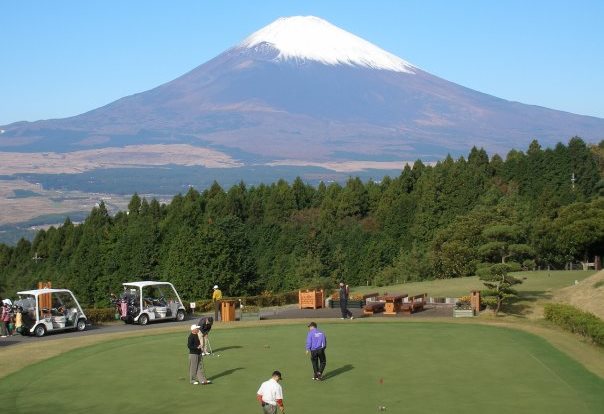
[351,270,597,299]
[553,271,604,319]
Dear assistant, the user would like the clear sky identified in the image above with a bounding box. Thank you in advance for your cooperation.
[1,0,603,126]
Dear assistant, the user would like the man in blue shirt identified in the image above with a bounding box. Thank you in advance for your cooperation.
[305,321,327,381]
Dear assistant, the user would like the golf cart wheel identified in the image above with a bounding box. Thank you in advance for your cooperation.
[34,324,46,337]
[176,310,185,321]
[138,313,149,325]
[76,318,87,331]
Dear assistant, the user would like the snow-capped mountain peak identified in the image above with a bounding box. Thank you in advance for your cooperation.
[239,16,415,73]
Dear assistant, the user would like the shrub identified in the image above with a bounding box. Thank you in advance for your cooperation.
[522,259,536,271]
[238,290,299,308]
[455,295,472,310]
[543,303,604,346]
[191,300,214,312]
[84,308,117,324]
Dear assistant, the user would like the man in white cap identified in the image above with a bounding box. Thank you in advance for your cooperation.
[188,324,211,385]
[212,285,222,321]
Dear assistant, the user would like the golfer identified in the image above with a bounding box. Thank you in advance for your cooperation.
[256,370,285,414]
[197,315,213,355]
[212,285,222,321]
[305,322,327,380]
[187,324,211,385]
[338,282,353,319]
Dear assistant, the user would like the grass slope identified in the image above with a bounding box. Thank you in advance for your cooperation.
[352,270,597,298]
[0,322,602,414]
[553,271,604,319]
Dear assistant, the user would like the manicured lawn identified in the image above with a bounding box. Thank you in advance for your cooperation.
[353,270,597,298]
[1,321,602,413]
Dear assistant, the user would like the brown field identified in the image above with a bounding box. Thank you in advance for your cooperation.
[0,144,242,175]
[0,179,131,226]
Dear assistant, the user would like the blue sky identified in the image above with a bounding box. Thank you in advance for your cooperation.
[1,0,603,125]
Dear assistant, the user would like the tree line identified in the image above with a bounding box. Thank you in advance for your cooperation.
[0,137,602,306]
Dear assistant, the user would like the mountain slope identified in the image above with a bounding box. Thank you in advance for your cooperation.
[1,16,603,164]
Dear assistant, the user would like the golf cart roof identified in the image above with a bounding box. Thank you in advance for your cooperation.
[17,288,76,296]
[122,281,176,289]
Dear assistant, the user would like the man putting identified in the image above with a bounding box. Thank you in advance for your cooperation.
[196,315,214,355]
[256,370,285,414]
[305,321,327,380]
[187,324,211,385]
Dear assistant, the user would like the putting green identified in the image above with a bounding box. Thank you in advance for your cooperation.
[0,322,602,413]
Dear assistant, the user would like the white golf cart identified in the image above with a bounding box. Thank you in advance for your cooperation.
[15,288,87,337]
[115,281,186,325]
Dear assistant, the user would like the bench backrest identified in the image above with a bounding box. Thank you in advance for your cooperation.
[410,293,427,303]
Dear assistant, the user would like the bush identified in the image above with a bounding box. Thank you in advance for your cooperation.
[85,308,117,324]
[522,259,536,271]
[190,300,214,312]
[234,290,299,308]
[544,303,604,346]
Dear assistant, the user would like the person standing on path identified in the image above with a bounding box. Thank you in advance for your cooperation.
[256,370,285,414]
[305,321,327,380]
[15,306,23,335]
[187,324,211,385]
[212,285,222,321]
[1,303,11,337]
[338,282,353,320]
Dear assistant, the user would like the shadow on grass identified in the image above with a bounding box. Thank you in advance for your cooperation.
[323,364,353,380]
[504,290,553,317]
[212,345,243,353]
[210,367,245,380]
[0,338,20,348]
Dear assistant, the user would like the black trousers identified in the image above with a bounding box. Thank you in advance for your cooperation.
[214,301,221,321]
[340,301,352,318]
[310,348,326,376]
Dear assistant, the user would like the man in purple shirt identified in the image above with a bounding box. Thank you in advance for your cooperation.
[305,321,327,381]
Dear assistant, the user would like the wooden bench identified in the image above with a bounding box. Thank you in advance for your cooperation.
[383,294,407,315]
[363,301,386,315]
[362,293,384,315]
[401,293,427,314]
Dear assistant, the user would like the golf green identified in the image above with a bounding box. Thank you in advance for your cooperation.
[1,322,602,413]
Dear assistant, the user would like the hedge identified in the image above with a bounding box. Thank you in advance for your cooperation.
[86,291,301,324]
[543,303,604,346]
[187,291,300,313]
[84,308,118,324]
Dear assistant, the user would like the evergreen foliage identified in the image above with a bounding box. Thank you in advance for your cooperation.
[1,138,602,306]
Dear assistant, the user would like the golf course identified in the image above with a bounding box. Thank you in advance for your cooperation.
[0,270,603,414]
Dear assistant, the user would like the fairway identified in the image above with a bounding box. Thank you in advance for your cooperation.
[1,322,602,414]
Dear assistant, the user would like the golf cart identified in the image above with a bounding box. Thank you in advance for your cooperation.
[15,288,87,337]
[114,281,186,325]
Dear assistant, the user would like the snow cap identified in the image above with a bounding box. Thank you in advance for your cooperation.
[240,16,415,73]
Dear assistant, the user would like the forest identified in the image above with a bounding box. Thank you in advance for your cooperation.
[0,137,603,307]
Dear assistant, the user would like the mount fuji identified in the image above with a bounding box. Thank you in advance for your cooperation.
[2,16,603,172]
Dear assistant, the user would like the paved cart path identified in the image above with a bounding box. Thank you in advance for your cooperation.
[0,303,454,347]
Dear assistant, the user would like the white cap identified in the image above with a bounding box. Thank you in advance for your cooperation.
[213,285,219,289]
[190,324,201,331]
